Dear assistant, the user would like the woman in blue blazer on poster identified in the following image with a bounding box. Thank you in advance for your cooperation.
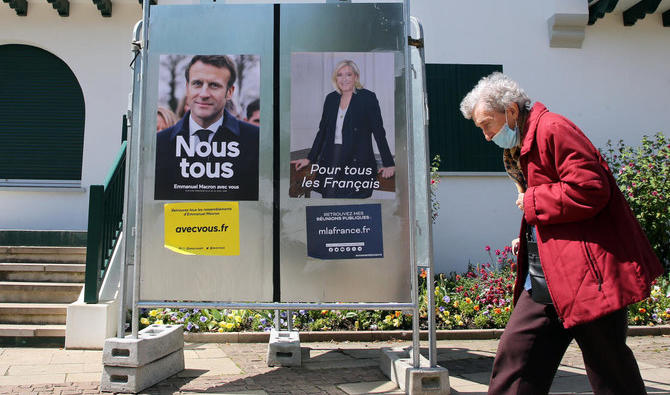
[291,60,395,198]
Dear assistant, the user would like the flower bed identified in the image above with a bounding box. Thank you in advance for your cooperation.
[140,246,670,332]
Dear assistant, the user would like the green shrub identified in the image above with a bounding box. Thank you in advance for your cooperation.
[602,132,670,270]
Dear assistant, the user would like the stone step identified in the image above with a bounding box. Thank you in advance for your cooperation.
[0,281,83,303]
[0,246,86,264]
[0,303,68,325]
[0,263,85,283]
[0,323,65,337]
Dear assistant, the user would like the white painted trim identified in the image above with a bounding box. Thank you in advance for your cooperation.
[0,186,86,192]
[65,233,124,349]
[0,179,84,191]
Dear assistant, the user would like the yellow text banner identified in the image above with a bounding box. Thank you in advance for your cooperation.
[164,202,240,256]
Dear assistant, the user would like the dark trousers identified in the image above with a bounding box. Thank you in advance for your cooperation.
[488,290,646,395]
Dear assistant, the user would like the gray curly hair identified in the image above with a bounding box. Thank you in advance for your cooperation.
[459,72,531,119]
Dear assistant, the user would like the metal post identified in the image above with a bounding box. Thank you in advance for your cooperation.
[131,0,151,339]
[427,266,437,367]
[118,20,144,339]
[287,309,293,331]
[274,309,280,331]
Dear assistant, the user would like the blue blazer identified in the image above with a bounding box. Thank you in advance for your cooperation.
[154,110,259,200]
[307,88,395,172]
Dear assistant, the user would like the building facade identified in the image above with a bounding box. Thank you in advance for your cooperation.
[1,0,668,274]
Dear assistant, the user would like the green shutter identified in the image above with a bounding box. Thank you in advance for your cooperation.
[426,64,504,172]
[0,44,85,181]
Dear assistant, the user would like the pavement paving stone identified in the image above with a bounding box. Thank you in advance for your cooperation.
[0,350,53,366]
[336,380,399,395]
[194,348,228,359]
[0,335,667,393]
[64,373,100,383]
[8,364,88,376]
[0,375,66,386]
[49,352,101,365]
[179,357,242,377]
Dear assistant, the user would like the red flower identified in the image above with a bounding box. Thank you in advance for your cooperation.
[485,245,491,252]
[420,268,427,279]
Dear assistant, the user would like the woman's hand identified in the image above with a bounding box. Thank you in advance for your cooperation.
[291,158,311,171]
[512,238,520,255]
[378,166,395,179]
[516,193,525,211]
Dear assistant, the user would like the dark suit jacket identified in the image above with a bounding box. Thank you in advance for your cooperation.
[306,88,394,197]
[154,110,259,200]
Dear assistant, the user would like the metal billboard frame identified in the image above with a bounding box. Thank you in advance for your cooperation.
[120,0,436,369]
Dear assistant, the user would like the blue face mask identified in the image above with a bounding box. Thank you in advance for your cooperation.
[492,112,520,149]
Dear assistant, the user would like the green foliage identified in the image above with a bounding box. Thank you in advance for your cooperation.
[430,155,441,224]
[602,132,670,270]
[425,245,516,329]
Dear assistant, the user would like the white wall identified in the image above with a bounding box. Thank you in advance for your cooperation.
[411,0,670,274]
[0,1,142,230]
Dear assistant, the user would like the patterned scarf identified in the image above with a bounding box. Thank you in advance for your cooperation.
[502,111,529,193]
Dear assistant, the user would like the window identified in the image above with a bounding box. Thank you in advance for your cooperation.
[426,64,504,172]
[0,44,85,184]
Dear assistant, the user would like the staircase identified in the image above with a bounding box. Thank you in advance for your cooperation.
[0,245,86,338]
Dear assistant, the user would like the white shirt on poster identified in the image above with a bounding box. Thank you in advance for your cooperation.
[334,106,348,145]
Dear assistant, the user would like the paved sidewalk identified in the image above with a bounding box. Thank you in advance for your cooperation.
[0,335,667,394]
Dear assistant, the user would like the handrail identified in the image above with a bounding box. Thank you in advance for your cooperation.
[84,141,127,303]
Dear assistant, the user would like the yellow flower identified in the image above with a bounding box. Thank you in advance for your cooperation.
[149,310,158,317]
[218,328,225,333]
[234,316,242,323]
[443,310,450,317]
[225,322,234,329]
[254,314,261,319]
[155,320,163,325]
[140,318,150,325]
[458,321,464,326]
[453,301,459,308]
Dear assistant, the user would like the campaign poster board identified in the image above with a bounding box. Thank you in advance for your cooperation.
[279,3,411,303]
[289,52,396,199]
[155,54,260,201]
[137,4,273,303]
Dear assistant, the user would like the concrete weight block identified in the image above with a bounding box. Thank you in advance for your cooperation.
[103,324,183,367]
[380,347,450,394]
[267,329,301,367]
[407,367,450,394]
[100,348,185,393]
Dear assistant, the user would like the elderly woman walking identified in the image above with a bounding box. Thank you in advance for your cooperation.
[460,72,662,394]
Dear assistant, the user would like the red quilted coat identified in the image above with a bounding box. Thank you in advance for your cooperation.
[516,102,663,328]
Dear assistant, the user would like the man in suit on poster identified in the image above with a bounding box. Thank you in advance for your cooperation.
[155,55,259,200]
